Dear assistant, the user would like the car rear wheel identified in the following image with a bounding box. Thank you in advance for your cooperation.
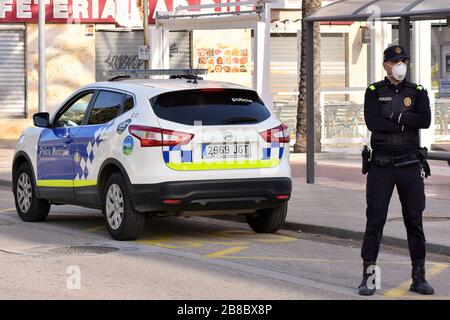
[103,172,145,240]
[13,162,50,222]
[245,203,288,233]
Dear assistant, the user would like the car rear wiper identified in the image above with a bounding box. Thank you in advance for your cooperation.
[222,116,259,124]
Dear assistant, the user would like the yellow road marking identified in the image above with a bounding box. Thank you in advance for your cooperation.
[172,233,248,246]
[214,255,354,263]
[0,207,16,214]
[383,263,448,298]
[83,225,106,233]
[207,246,248,258]
[137,238,203,249]
[215,230,297,243]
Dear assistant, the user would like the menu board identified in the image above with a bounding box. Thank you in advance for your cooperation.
[193,29,252,88]
[196,47,249,74]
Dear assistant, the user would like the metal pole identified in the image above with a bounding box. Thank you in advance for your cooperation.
[399,16,411,81]
[306,21,315,184]
[143,0,150,69]
[38,0,46,112]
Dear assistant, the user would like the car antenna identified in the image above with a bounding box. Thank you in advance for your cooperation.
[192,58,201,84]
[108,75,131,82]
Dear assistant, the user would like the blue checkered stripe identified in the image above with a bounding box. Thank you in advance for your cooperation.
[163,144,193,163]
[261,142,284,160]
[74,121,115,181]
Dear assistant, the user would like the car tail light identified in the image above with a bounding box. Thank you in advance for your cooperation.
[259,124,290,143]
[128,125,194,147]
[276,195,290,200]
[163,199,182,205]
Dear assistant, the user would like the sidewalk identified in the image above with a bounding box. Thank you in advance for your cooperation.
[0,148,13,188]
[1,148,450,255]
[288,180,450,256]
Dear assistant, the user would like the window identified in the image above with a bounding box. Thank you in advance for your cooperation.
[54,92,93,128]
[150,89,271,126]
[123,94,134,113]
[87,91,124,125]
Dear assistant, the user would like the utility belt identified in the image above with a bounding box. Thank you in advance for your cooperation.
[362,146,431,178]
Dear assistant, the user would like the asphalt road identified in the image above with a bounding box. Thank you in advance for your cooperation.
[1,186,449,300]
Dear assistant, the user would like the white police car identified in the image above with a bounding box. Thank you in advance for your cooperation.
[12,76,292,240]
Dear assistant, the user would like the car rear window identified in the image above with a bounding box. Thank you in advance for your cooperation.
[150,89,271,126]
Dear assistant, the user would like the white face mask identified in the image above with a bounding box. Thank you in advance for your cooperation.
[391,62,407,81]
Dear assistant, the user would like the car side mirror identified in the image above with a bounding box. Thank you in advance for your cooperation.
[33,112,51,128]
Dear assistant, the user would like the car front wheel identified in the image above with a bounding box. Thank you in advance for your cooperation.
[102,172,145,240]
[245,203,288,233]
[13,163,50,222]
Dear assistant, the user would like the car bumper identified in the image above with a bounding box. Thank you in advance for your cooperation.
[129,177,292,213]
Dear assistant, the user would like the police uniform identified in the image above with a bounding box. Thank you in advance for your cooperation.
[359,45,434,296]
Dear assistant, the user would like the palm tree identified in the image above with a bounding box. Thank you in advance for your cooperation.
[294,0,322,153]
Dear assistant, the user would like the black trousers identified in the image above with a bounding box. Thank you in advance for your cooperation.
[361,162,426,262]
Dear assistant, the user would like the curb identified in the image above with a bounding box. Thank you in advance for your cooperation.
[0,178,11,189]
[213,215,450,257]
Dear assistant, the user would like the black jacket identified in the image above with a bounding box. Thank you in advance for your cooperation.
[364,77,431,156]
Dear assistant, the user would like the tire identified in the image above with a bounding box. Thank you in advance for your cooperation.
[102,172,145,241]
[13,162,50,222]
[245,203,288,233]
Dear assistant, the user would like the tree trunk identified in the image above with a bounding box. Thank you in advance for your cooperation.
[294,0,322,153]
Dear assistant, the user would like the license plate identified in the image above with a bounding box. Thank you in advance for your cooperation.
[202,143,251,159]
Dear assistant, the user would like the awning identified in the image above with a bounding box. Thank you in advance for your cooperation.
[305,0,450,22]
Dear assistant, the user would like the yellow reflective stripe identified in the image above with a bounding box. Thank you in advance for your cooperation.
[417,85,423,91]
[74,180,97,187]
[37,180,73,187]
[37,180,96,187]
[166,159,280,171]
[369,85,376,91]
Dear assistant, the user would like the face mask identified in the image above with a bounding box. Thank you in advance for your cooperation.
[391,62,407,81]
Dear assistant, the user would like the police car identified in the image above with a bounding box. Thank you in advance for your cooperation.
[12,74,292,240]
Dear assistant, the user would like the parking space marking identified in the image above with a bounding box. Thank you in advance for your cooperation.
[383,263,448,298]
[214,230,297,243]
[207,246,248,258]
[0,207,16,214]
[83,225,106,233]
[137,238,204,249]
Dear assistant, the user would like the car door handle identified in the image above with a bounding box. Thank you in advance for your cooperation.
[64,135,73,144]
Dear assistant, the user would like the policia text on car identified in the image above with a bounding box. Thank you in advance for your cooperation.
[358,45,434,296]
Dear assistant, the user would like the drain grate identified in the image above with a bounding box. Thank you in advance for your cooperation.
[48,245,119,255]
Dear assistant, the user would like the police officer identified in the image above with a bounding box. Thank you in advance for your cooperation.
[358,45,434,296]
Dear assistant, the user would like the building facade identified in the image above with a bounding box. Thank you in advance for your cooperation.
[0,0,448,148]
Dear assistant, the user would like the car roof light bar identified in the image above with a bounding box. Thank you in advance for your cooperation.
[107,69,208,81]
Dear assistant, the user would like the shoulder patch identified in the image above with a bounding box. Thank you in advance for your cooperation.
[369,85,376,91]
[416,85,423,91]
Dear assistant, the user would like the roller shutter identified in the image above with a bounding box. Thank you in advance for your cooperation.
[0,28,26,118]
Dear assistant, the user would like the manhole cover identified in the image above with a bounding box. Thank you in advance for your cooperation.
[48,245,119,255]
[389,216,450,222]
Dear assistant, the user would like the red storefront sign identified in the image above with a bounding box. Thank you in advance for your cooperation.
[0,0,241,24]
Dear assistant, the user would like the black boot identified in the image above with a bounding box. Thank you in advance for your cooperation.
[358,261,376,296]
[409,259,435,295]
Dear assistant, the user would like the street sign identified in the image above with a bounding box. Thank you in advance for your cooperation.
[138,45,150,61]
[361,26,371,44]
